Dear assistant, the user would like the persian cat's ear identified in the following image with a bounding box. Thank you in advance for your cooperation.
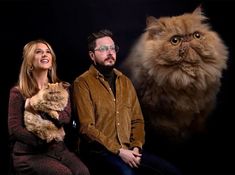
[60,81,70,90]
[146,16,158,27]
[193,5,203,15]
[192,5,208,22]
[145,16,164,38]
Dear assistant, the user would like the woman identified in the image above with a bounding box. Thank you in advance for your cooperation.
[8,39,90,175]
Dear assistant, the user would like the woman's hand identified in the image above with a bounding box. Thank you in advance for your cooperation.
[24,98,32,110]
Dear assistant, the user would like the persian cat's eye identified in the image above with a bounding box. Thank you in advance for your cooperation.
[170,35,182,45]
[193,31,201,39]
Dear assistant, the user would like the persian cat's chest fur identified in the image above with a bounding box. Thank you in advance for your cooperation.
[122,7,228,141]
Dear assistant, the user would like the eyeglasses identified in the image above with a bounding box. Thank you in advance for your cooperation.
[94,45,119,53]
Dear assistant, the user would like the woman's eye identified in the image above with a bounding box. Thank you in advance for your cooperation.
[35,50,43,54]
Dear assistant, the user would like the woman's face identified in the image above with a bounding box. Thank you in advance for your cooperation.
[32,43,52,71]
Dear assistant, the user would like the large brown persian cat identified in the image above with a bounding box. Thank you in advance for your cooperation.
[24,82,69,143]
[122,7,228,141]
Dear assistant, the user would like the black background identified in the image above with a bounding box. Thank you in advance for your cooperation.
[1,0,234,174]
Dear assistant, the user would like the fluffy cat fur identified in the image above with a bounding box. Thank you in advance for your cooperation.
[24,82,69,143]
[121,7,228,141]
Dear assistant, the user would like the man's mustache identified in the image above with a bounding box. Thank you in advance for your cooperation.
[105,55,115,61]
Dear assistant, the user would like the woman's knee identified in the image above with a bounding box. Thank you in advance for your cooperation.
[73,165,90,175]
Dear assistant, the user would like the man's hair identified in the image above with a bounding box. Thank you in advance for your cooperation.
[87,29,113,51]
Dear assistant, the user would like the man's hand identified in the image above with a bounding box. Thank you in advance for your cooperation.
[118,148,142,168]
[133,147,141,165]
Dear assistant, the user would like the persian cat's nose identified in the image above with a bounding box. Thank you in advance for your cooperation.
[179,46,188,58]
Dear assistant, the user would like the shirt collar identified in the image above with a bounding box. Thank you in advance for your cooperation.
[89,64,122,78]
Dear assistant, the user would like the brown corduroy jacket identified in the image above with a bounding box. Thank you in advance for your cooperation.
[73,65,145,154]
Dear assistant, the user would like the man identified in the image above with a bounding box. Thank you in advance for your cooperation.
[73,29,181,175]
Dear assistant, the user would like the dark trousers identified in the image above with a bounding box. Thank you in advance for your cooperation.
[82,147,182,175]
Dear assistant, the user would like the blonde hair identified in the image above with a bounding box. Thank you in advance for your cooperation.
[18,39,59,98]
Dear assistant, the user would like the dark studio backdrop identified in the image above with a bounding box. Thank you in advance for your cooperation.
[1,0,234,174]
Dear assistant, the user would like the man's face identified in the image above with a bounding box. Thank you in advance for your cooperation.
[90,36,117,67]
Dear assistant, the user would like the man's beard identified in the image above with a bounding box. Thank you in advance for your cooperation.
[94,62,114,74]
[94,55,115,74]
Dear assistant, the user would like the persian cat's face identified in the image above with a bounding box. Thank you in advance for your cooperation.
[132,7,228,90]
[42,82,69,102]
[30,82,69,111]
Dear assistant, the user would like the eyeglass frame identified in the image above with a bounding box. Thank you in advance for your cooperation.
[94,45,119,53]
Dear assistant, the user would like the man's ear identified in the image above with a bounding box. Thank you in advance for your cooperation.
[89,51,95,61]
